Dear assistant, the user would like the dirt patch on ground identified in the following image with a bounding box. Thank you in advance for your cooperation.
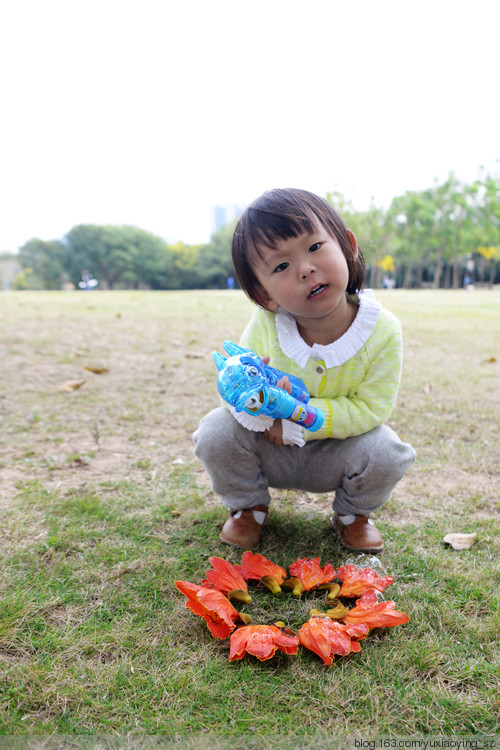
[0,292,225,506]
[1,291,499,528]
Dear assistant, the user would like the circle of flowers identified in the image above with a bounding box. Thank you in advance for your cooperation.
[175,552,410,666]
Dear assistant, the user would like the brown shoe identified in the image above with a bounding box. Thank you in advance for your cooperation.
[331,513,384,553]
[219,504,268,549]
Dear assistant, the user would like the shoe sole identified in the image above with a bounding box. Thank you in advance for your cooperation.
[219,532,260,550]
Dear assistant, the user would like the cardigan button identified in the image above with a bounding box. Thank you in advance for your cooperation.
[316,365,325,374]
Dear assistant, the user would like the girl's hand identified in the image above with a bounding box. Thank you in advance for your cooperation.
[276,375,292,395]
[263,420,285,446]
[260,357,293,396]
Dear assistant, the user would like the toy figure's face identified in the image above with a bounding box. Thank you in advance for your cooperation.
[217,354,267,412]
[225,355,263,387]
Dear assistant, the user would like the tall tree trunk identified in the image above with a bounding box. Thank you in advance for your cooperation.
[433,251,443,288]
[443,265,452,289]
[489,264,496,287]
[416,265,424,287]
[403,263,413,288]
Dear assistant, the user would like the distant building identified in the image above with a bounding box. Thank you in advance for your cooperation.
[211,203,246,234]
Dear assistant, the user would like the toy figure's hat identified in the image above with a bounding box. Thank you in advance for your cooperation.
[223,341,246,357]
[212,352,227,371]
[213,341,248,371]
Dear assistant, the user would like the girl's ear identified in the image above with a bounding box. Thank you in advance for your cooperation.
[347,230,359,259]
[254,285,279,312]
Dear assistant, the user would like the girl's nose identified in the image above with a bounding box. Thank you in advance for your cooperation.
[300,263,316,279]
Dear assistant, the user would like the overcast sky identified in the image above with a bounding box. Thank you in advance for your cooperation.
[1,0,499,251]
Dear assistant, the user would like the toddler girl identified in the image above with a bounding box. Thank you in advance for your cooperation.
[193,188,415,552]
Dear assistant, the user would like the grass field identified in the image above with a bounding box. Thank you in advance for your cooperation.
[0,289,499,744]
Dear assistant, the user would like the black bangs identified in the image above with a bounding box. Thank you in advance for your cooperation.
[231,188,366,304]
[241,206,317,254]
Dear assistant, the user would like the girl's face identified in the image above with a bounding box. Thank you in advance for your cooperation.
[252,221,358,329]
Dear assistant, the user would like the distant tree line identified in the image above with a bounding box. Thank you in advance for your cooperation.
[8,172,500,291]
[12,222,236,292]
[336,171,500,289]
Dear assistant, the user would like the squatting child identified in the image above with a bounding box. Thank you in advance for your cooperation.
[193,188,416,552]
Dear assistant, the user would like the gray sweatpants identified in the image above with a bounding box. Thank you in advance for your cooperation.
[193,407,416,516]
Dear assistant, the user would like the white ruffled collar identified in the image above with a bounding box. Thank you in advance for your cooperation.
[275,289,382,368]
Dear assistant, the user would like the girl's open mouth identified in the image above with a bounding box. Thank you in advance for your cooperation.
[308,284,328,299]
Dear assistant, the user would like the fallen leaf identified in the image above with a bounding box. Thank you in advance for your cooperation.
[84,366,109,374]
[185,352,204,359]
[480,357,496,364]
[59,380,86,391]
[443,532,477,550]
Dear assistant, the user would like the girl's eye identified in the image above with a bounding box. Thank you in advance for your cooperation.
[273,262,289,273]
[309,242,321,253]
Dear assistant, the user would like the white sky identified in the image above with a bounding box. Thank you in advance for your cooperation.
[1,0,499,251]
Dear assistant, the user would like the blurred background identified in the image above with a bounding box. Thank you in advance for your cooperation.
[1,0,499,291]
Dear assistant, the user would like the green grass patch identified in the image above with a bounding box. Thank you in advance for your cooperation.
[0,289,499,739]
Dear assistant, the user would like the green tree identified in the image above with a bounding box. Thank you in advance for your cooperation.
[116,226,174,289]
[326,192,393,288]
[195,223,236,289]
[64,225,173,289]
[18,238,69,289]
[386,189,438,288]
[472,172,500,285]
[169,241,203,289]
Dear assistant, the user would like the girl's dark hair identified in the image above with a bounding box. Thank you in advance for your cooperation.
[231,188,365,306]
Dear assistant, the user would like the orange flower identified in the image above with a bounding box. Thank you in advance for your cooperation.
[235,551,287,594]
[342,590,410,629]
[236,551,287,584]
[201,557,251,603]
[336,564,394,597]
[286,557,336,595]
[298,617,369,666]
[174,580,245,639]
[229,624,299,662]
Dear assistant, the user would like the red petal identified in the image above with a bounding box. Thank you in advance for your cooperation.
[342,591,410,628]
[336,564,394,597]
[299,617,367,665]
[298,619,336,665]
[342,622,370,641]
[229,625,299,662]
[229,627,253,661]
[175,580,208,617]
[288,557,336,591]
[271,626,300,655]
[174,579,202,600]
[298,617,351,664]
[175,580,241,639]
[235,551,287,584]
[202,557,248,595]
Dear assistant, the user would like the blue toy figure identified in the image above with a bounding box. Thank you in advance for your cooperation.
[212,341,324,431]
